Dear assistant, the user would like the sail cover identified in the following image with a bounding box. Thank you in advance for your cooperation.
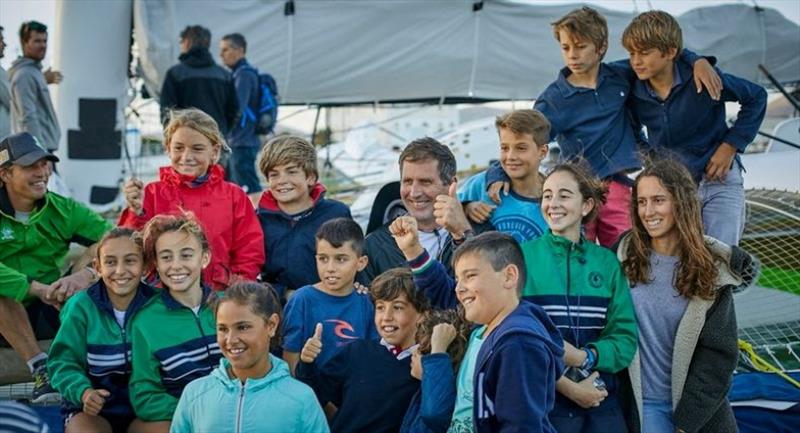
[134,0,799,105]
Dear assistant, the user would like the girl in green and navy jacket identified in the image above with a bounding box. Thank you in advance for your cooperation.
[128,214,222,431]
[49,228,156,433]
[520,163,637,433]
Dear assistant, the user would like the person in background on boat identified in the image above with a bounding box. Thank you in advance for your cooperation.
[520,162,637,433]
[616,159,757,433]
[0,132,111,404]
[623,10,767,246]
[170,281,329,433]
[281,218,377,375]
[8,21,62,154]
[128,214,222,433]
[0,26,11,140]
[219,32,263,195]
[119,108,263,291]
[483,7,721,248]
[49,228,156,433]
[159,25,237,138]
[359,137,461,286]
[257,135,351,302]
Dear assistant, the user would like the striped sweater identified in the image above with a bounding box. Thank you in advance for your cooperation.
[129,286,221,421]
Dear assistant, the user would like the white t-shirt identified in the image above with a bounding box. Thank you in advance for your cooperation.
[418,228,447,259]
[112,308,126,328]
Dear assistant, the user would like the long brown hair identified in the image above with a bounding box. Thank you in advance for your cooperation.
[624,159,719,299]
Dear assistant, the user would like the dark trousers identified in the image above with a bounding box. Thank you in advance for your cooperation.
[229,146,263,193]
[0,300,61,347]
[549,396,628,433]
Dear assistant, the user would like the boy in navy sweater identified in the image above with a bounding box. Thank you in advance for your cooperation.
[257,135,352,301]
[296,268,431,433]
[623,10,767,246]
[453,232,564,433]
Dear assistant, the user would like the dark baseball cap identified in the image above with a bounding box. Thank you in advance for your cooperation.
[0,133,59,168]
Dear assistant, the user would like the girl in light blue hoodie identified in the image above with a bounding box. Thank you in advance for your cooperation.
[170,282,329,433]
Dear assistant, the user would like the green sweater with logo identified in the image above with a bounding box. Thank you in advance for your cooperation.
[520,231,637,373]
[0,189,111,302]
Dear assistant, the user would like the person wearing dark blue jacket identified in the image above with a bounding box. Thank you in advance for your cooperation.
[220,33,263,193]
[452,232,564,433]
[622,11,767,247]
[257,135,352,301]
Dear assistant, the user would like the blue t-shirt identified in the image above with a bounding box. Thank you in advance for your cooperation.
[283,285,379,367]
[459,171,548,243]
[448,326,486,433]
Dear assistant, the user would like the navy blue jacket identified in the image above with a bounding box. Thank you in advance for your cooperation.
[257,183,351,299]
[296,339,420,433]
[406,249,458,310]
[629,57,767,182]
[474,301,565,433]
[160,47,238,134]
[400,353,457,433]
[228,58,261,148]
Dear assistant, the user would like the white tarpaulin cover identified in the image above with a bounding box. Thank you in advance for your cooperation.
[134,0,799,105]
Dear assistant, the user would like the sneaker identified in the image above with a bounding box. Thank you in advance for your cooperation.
[31,359,59,403]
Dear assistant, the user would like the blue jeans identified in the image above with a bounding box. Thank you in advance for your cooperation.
[698,159,745,246]
[642,399,674,433]
[229,145,263,193]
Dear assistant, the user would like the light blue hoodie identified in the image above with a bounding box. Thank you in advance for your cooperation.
[170,355,329,433]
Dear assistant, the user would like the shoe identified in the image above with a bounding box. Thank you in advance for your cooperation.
[30,359,59,403]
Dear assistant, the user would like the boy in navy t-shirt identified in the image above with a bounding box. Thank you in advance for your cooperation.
[282,218,379,374]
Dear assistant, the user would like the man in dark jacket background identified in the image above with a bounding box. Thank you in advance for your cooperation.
[160,25,238,136]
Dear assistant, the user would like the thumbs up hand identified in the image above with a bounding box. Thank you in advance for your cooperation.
[433,180,472,239]
[300,323,324,363]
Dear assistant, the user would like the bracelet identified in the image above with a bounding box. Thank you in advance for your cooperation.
[580,347,596,370]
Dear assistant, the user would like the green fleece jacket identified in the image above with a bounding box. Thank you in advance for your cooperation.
[520,231,637,373]
[129,287,221,421]
[48,281,156,417]
[0,189,111,302]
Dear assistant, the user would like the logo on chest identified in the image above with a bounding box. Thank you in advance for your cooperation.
[0,227,14,241]
[588,271,604,288]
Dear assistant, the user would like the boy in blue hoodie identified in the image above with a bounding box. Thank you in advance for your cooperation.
[453,232,564,433]
[257,135,352,301]
[622,10,767,246]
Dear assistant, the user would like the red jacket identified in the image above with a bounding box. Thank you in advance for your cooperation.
[119,164,264,290]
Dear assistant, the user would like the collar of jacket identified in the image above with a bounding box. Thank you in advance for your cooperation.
[555,63,614,99]
[160,164,225,187]
[87,280,157,322]
[631,58,693,101]
[231,58,250,73]
[178,47,215,68]
[0,186,48,220]
[543,230,588,258]
[160,283,214,311]
[210,355,291,391]
[257,182,326,214]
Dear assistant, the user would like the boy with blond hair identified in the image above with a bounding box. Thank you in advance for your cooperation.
[623,10,767,246]
[486,6,720,247]
[460,109,550,243]
[257,135,351,301]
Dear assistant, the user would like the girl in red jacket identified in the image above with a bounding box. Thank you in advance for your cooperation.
[119,108,264,290]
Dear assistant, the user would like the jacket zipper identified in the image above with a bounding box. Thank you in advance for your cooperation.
[191,308,215,366]
[235,383,245,433]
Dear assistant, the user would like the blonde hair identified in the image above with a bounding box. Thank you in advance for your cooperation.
[495,109,551,147]
[163,108,226,161]
[622,10,683,54]
[258,135,318,180]
[552,7,609,59]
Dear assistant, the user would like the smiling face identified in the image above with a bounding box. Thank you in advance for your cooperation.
[636,175,677,244]
[541,170,593,242]
[400,159,450,230]
[0,159,50,211]
[216,300,279,381]
[267,162,316,213]
[627,46,677,82]
[498,127,546,184]
[96,237,143,308]
[558,29,603,77]
[454,252,518,329]
[155,230,210,297]
[374,293,421,349]
[166,126,220,178]
[315,239,367,295]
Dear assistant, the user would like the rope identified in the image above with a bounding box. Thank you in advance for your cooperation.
[739,339,800,388]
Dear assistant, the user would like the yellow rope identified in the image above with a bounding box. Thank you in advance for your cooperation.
[738,339,800,388]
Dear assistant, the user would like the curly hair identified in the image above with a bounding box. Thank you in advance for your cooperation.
[142,213,210,274]
[414,308,471,372]
[624,159,719,299]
